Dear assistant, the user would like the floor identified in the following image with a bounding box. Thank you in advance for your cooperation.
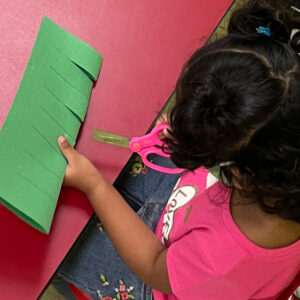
[39,0,246,299]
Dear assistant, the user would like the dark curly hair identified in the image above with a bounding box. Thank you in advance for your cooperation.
[166,0,300,222]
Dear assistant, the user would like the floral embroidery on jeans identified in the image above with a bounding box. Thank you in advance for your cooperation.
[99,276,135,300]
[97,222,104,232]
[100,274,110,286]
[129,156,147,176]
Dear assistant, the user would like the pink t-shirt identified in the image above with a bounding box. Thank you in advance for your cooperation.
[153,168,300,300]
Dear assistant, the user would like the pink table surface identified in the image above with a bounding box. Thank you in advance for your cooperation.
[0,1,232,299]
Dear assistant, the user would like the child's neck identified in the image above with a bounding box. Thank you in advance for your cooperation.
[230,188,300,249]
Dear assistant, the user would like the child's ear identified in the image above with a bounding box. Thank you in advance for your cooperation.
[230,167,243,190]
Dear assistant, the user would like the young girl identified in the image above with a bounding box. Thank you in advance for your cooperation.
[51,0,300,299]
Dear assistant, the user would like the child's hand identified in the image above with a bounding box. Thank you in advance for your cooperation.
[57,136,103,195]
[156,113,173,140]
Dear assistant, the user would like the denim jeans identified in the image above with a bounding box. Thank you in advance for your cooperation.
[51,154,182,300]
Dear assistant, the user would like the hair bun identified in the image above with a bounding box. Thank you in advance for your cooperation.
[195,74,228,121]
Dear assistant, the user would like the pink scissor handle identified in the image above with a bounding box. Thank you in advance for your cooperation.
[129,124,184,174]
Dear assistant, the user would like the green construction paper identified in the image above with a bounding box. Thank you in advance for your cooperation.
[0,17,103,234]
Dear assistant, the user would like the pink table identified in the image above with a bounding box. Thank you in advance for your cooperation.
[0,1,232,299]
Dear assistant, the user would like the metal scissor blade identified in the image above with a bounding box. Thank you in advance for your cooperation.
[92,129,131,148]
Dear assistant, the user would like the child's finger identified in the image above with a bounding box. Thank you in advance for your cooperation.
[156,113,173,140]
[156,113,168,126]
[163,128,171,138]
[57,136,77,163]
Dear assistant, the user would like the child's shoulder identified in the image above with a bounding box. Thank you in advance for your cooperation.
[178,167,219,191]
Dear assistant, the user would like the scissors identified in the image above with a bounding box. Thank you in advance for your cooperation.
[92,124,184,174]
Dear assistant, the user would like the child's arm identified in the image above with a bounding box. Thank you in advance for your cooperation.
[57,136,173,294]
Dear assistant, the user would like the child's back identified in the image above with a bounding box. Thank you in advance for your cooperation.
[154,169,300,299]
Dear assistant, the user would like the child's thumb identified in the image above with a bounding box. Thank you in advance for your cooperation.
[58,136,76,162]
